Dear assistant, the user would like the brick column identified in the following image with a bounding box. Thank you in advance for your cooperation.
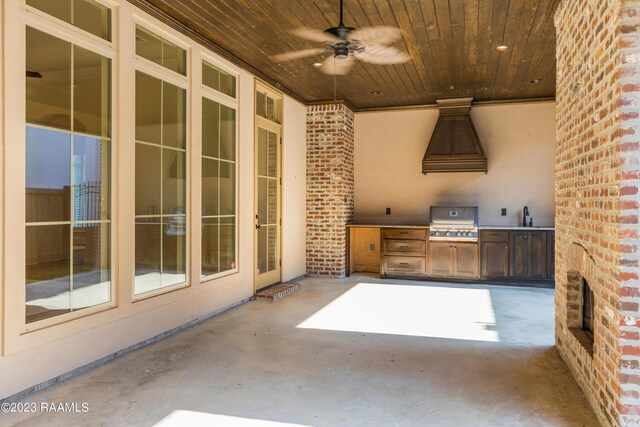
[306,102,354,277]
[555,1,640,425]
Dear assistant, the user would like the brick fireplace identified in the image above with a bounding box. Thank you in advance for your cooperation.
[555,0,640,425]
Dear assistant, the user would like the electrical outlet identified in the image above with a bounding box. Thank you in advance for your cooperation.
[386,208,391,215]
[369,243,375,251]
[501,208,507,216]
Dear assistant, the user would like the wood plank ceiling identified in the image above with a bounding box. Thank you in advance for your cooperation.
[136,0,558,110]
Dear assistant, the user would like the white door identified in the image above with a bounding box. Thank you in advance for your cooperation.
[254,121,281,290]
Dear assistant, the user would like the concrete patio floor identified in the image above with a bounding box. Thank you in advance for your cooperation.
[2,275,597,426]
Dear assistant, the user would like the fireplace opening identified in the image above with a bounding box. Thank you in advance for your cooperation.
[582,278,594,340]
[566,270,594,355]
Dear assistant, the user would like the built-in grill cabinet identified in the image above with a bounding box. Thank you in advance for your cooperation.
[381,228,427,276]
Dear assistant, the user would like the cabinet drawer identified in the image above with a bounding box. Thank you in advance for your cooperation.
[384,256,425,274]
[383,239,425,256]
[382,228,426,240]
[481,230,509,242]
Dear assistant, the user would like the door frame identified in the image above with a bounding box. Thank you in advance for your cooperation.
[254,83,283,291]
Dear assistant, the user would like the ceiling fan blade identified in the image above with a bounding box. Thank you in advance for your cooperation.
[348,26,402,45]
[355,44,411,64]
[290,26,341,43]
[319,54,355,75]
[271,48,327,62]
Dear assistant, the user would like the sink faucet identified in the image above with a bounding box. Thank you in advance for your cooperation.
[522,206,529,227]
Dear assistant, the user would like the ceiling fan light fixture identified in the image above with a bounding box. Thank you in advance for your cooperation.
[333,44,350,59]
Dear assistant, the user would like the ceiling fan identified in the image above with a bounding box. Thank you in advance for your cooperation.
[271,0,410,75]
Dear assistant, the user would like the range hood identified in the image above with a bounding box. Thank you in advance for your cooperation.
[422,98,487,174]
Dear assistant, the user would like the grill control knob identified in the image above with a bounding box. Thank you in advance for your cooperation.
[457,232,462,236]
[446,231,452,236]
[434,231,440,236]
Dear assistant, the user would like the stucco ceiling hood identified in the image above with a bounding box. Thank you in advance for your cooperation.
[422,98,487,174]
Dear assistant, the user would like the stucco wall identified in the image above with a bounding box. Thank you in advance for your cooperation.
[0,0,307,399]
[353,102,556,227]
[282,96,307,282]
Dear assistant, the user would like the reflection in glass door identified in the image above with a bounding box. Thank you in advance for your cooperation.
[255,125,281,290]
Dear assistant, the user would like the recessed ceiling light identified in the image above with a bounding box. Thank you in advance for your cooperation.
[370,90,382,95]
[495,45,509,52]
[530,79,543,84]
[448,85,455,90]
[313,62,322,67]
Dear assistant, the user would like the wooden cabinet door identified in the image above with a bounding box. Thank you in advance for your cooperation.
[547,231,555,280]
[481,241,509,277]
[454,243,478,278]
[429,242,453,276]
[529,232,547,279]
[510,232,529,278]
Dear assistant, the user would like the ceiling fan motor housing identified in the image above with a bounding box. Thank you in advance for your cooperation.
[324,25,355,40]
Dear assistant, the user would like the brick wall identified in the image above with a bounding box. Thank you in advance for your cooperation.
[306,102,354,277]
[555,1,640,425]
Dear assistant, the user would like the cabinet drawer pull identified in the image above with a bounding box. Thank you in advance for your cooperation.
[400,262,410,265]
[400,232,409,235]
[400,246,410,249]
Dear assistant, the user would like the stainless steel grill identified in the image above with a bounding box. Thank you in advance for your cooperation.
[429,206,478,242]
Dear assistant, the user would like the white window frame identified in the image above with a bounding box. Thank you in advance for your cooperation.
[132,19,191,301]
[2,0,247,357]
[199,55,239,282]
[8,0,118,334]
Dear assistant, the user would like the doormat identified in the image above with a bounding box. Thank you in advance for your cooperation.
[255,283,301,302]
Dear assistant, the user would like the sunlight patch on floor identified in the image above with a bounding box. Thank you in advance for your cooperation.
[154,410,312,427]
[297,282,499,342]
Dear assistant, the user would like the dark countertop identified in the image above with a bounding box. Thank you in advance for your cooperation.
[347,224,554,231]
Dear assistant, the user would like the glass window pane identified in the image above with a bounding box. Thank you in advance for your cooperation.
[258,128,267,176]
[73,0,111,40]
[268,131,278,177]
[258,177,267,225]
[74,45,111,137]
[202,158,219,216]
[202,218,219,276]
[220,162,235,216]
[135,26,162,67]
[26,127,71,223]
[219,71,236,98]
[135,72,161,145]
[162,39,186,75]
[202,98,220,158]
[163,149,186,215]
[74,136,110,221]
[135,218,161,294]
[135,144,161,216]
[162,82,186,149]
[162,216,186,284]
[26,27,72,131]
[219,217,235,273]
[202,62,220,92]
[27,0,71,24]
[266,96,277,122]
[268,226,277,271]
[256,91,266,118]
[26,224,71,323]
[72,222,110,310]
[257,225,267,275]
[268,179,277,224]
[220,105,235,161]
[27,0,111,41]
[136,26,186,75]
